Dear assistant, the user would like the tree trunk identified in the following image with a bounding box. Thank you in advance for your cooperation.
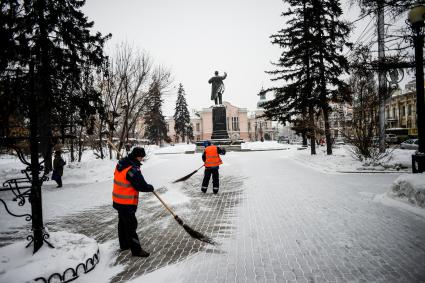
[302,132,307,146]
[322,106,332,155]
[308,104,316,155]
[36,0,53,173]
[76,124,84,162]
[98,119,104,159]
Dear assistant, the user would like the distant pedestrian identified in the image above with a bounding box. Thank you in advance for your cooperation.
[201,141,226,194]
[112,147,154,257]
[52,150,66,188]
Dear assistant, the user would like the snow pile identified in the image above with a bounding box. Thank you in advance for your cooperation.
[0,231,99,282]
[287,145,361,173]
[389,173,425,208]
[286,145,415,173]
[63,157,116,185]
[0,154,30,180]
[153,143,196,154]
[354,148,416,171]
[385,149,416,169]
[241,141,289,150]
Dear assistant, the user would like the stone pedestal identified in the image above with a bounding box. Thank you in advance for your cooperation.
[195,105,243,152]
[211,105,229,140]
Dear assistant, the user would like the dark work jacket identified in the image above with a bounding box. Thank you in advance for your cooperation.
[113,157,154,213]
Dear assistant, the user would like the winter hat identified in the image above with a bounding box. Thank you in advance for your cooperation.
[130,147,146,158]
[203,140,211,147]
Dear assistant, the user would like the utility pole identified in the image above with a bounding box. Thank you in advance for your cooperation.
[408,5,425,173]
[377,0,387,153]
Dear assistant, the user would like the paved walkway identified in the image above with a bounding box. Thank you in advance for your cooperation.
[3,151,425,282]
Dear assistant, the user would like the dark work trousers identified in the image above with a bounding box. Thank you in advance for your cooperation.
[202,167,219,189]
[117,210,142,255]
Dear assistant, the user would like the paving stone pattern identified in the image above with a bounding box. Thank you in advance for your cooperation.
[40,174,244,282]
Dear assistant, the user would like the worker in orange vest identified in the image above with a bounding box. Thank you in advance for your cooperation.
[112,147,154,257]
[201,140,226,194]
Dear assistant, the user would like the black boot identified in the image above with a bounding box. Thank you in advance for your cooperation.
[132,248,150,257]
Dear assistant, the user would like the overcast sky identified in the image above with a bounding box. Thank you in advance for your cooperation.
[83,0,412,116]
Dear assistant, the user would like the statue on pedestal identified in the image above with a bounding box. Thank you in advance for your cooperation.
[208,71,227,105]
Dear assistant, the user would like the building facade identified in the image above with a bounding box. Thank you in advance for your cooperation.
[384,80,418,136]
[158,101,278,143]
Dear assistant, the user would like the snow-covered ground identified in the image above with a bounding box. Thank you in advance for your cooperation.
[0,141,424,282]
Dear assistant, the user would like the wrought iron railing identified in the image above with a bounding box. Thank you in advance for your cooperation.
[1,143,101,282]
[0,145,53,248]
[34,248,100,283]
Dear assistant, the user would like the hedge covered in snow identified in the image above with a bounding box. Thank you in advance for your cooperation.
[390,174,425,208]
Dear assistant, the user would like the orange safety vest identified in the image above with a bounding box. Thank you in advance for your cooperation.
[204,145,223,167]
[112,166,139,205]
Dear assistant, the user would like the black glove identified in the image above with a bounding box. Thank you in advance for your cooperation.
[148,184,154,192]
[221,148,226,155]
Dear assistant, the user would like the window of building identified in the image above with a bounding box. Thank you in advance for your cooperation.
[196,123,200,132]
[166,123,169,132]
[401,106,405,117]
[231,117,239,131]
[227,117,230,130]
[408,105,412,116]
[392,108,396,118]
[248,122,251,131]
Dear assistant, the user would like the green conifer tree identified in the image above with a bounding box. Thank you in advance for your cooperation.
[310,0,351,155]
[262,0,318,154]
[144,81,170,145]
[173,83,192,143]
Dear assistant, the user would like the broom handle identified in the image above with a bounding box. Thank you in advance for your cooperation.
[196,164,205,171]
[152,191,177,218]
[106,139,121,159]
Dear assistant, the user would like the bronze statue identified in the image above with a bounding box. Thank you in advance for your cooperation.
[208,71,227,105]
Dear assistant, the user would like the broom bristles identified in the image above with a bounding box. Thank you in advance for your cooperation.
[174,215,215,244]
[172,170,197,183]
[182,224,215,245]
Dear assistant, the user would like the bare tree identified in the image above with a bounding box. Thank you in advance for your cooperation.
[115,44,152,153]
[97,43,153,158]
[345,45,389,162]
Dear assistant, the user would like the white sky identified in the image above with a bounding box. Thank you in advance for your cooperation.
[83,0,413,116]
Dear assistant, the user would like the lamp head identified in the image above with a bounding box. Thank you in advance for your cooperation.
[408,5,425,27]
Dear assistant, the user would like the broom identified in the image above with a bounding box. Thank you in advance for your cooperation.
[153,191,215,244]
[172,165,204,183]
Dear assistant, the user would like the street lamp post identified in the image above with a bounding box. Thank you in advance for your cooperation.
[408,5,425,173]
